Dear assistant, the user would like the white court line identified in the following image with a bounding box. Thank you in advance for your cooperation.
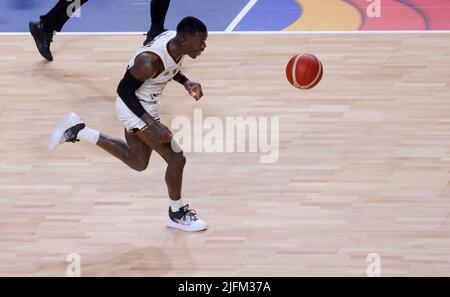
[1,30,450,36]
[212,30,450,34]
[224,0,259,32]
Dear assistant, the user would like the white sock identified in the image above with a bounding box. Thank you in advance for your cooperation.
[170,199,185,212]
[78,127,100,145]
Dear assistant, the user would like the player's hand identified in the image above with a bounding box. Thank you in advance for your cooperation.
[184,81,203,101]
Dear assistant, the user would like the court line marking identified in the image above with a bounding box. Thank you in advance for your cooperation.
[224,0,259,32]
[1,30,450,36]
[213,30,450,34]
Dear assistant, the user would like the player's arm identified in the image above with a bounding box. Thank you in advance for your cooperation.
[174,71,204,101]
[117,52,171,143]
[117,52,160,125]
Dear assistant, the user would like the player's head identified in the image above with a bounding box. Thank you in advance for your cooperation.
[176,16,208,59]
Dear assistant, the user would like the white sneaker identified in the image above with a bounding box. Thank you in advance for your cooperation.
[166,204,208,232]
[48,112,85,151]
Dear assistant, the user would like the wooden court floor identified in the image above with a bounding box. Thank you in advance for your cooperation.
[0,33,450,276]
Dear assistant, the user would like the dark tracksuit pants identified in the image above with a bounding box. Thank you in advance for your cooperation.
[40,0,170,34]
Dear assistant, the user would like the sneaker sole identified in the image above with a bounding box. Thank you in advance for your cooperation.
[166,216,208,232]
[48,112,83,151]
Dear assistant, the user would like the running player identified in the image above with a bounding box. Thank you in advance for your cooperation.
[48,17,208,232]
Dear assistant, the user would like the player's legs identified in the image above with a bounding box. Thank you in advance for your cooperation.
[29,0,89,61]
[144,0,171,45]
[114,96,206,231]
[40,0,89,32]
[48,112,151,172]
[136,127,208,231]
[136,128,185,200]
[48,112,207,231]
[97,129,152,172]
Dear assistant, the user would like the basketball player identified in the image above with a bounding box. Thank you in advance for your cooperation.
[48,17,208,232]
[29,0,170,61]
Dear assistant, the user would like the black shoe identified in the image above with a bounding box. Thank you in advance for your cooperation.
[143,29,167,46]
[29,21,54,61]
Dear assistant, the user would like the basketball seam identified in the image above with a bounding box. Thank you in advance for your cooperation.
[292,54,303,88]
[301,54,311,88]
[303,60,323,89]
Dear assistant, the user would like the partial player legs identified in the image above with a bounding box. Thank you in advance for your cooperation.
[48,112,207,231]
[136,127,185,200]
[40,0,90,33]
[29,0,89,61]
[97,130,152,172]
[136,126,208,231]
[144,0,171,45]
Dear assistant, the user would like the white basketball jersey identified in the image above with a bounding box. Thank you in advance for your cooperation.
[127,31,184,103]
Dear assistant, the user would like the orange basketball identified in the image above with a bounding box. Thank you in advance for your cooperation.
[286,53,323,89]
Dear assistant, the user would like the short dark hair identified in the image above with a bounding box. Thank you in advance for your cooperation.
[177,16,207,35]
